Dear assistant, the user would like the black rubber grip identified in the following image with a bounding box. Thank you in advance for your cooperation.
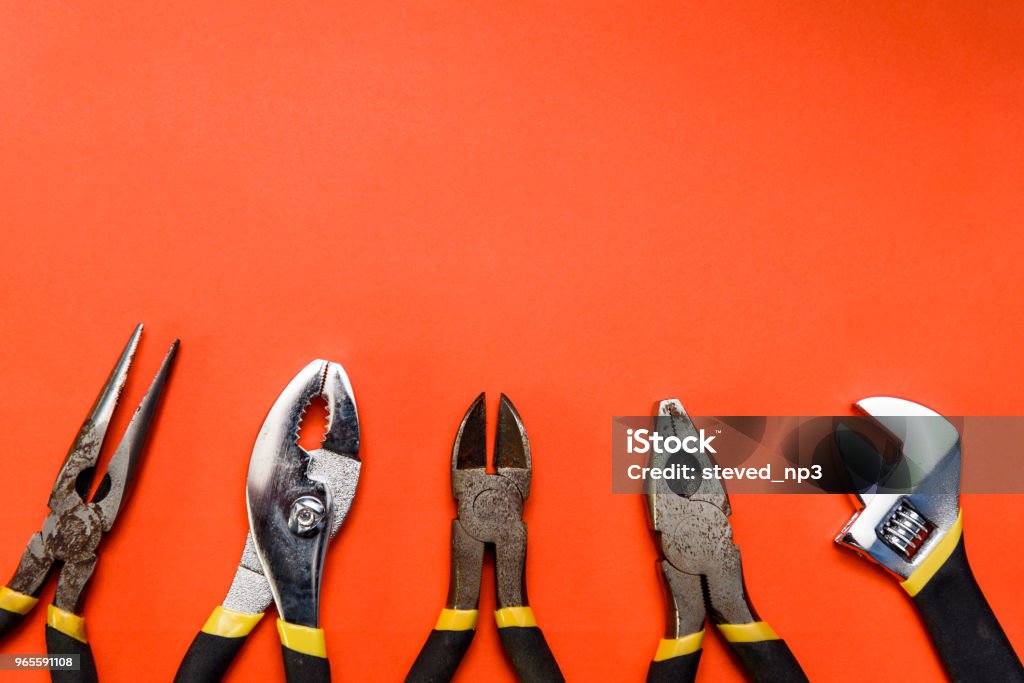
[497,625,565,683]
[44,624,98,683]
[911,535,1024,682]
[281,644,331,683]
[406,629,475,683]
[174,631,249,683]
[726,639,808,683]
[0,607,28,640]
[646,651,701,683]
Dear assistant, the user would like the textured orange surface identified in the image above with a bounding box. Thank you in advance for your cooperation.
[1,2,1022,681]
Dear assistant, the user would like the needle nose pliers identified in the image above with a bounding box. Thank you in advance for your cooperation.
[645,399,807,683]
[175,360,360,683]
[406,393,564,683]
[0,325,178,683]
[835,396,1024,682]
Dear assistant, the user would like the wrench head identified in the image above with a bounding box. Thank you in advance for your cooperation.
[835,396,961,580]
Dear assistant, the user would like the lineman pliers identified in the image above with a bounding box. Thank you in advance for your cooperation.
[645,399,807,683]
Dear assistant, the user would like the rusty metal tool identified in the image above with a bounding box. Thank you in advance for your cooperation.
[0,325,178,683]
[644,399,807,683]
[406,393,563,683]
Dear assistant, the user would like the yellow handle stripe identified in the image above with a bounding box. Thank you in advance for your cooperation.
[717,621,779,643]
[0,586,38,615]
[276,620,327,659]
[901,509,963,597]
[653,630,704,661]
[495,606,537,628]
[435,608,479,631]
[201,606,264,638]
[47,605,87,643]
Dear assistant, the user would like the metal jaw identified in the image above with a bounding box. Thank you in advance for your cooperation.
[7,325,178,613]
[646,400,756,638]
[245,360,360,628]
[835,397,961,580]
[447,393,531,611]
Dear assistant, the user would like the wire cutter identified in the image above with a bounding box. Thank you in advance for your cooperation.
[406,393,564,683]
[175,360,360,683]
[834,396,1024,682]
[644,399,807,683]
[0,325,178,683]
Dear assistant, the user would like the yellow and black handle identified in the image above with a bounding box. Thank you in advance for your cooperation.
[1,589,99,683]
[174,606,264,683]
[718,622,806,683]
[0,585,36,640]
[277,620,330,683]
[44,605,98,683]
[406,608,478,682]
[902,517,1024,682]
[407,607,563,683]
[646,630,703,683]
[494,606,563,683]
[647,623,806,683]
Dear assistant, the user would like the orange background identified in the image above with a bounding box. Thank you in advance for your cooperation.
[1,2,1022,681]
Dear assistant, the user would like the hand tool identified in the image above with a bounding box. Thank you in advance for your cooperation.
[644,399,807,683]
[0,324,178,683]
[835,396,1024,682]
[406,393,563,683]
[175,360,360,683]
